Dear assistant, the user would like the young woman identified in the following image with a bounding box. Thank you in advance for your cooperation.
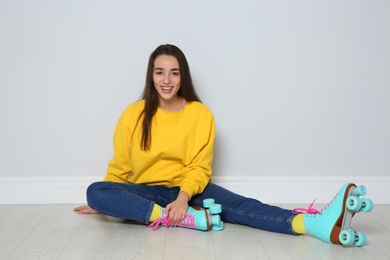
[74,44,372,246]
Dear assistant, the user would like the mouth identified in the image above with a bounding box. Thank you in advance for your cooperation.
[161,86,173,94]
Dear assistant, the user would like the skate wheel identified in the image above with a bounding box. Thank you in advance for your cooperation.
[361,198,374,212]
[339,230,355,245]
[354,185,367,196]
[203,198,215,208]
[209,204,222,214]
[354,232,367,247]
[346,196,362,211]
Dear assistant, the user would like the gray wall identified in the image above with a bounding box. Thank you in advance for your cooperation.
[1,1,389,181]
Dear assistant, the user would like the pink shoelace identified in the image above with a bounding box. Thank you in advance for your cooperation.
[148,211,196,231]
[293,190,340,215]
[149,217,171,231]
[292,199,321,214]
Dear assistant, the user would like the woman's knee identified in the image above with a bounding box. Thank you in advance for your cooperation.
[86,181,114,204]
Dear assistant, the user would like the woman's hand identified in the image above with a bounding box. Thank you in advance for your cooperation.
[73,205,99,214]
[165,192,189,226]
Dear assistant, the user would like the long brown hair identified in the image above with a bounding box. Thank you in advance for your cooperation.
[139,44,201,150]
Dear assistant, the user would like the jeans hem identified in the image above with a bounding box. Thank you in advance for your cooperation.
[288,214,300,236]
[144,201,155,224]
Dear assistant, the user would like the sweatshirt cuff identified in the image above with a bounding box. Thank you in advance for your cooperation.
[180,183,196,200]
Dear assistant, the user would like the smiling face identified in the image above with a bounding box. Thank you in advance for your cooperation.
[153,54,182,108]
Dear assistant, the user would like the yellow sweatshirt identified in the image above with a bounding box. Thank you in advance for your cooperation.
[103,100,215,199]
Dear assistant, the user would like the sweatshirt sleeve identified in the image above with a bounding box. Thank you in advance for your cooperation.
[180,114,215,199]
[104,107,133,183]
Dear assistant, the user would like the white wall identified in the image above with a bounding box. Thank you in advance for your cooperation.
[1,1,389,203]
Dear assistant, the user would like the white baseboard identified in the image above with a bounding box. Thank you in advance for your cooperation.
[0,176,389,204]
[212,176,390,204]
[0,176,101,205]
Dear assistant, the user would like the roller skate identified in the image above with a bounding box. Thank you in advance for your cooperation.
[293,183,374,247]
[149,198,224,231]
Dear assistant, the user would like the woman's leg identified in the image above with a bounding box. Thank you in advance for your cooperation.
[190,183,296,235]
[86,181,176,224]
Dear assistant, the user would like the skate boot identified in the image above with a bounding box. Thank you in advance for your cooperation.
[293,183,374,247]
[149,199,224,231]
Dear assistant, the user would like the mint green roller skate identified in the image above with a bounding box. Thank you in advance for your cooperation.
[294,183,374,247]
[149,198,224,231]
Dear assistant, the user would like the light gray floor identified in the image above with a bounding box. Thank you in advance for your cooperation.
[0,203,389,260]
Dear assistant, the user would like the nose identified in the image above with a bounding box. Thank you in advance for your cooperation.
[163,73,171,84]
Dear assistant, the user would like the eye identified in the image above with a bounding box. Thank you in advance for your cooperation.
[172,72,180,76]
[154,71,163,75]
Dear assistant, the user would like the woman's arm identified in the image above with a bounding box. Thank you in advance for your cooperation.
[180,115,215,199]
[104,105,135,182]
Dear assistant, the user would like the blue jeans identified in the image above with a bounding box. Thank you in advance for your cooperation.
[87,182,296,235]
